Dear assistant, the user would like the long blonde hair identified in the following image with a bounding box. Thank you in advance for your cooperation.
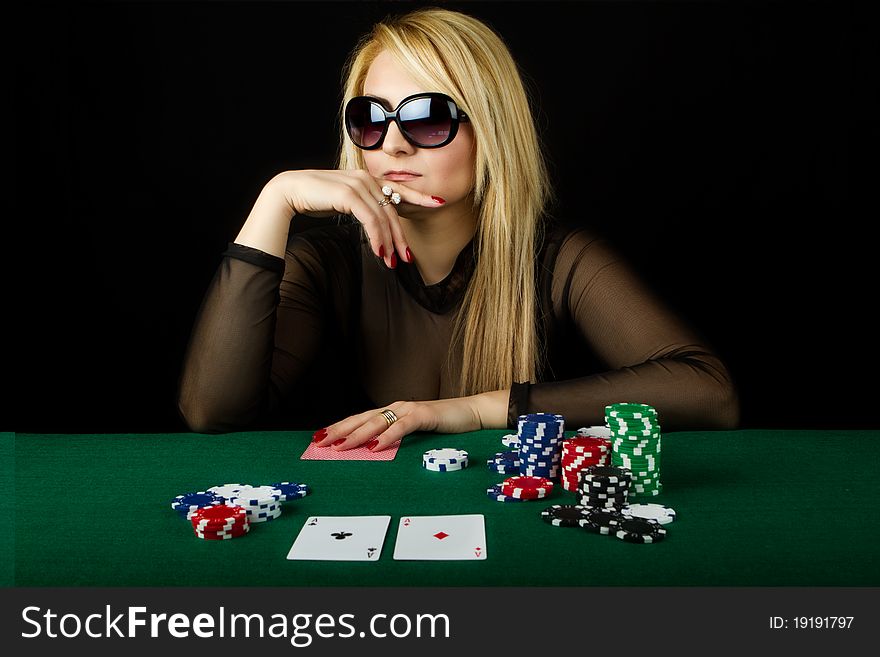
[336,7,554,397]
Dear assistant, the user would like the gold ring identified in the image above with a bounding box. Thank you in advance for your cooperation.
[379,409,399,428]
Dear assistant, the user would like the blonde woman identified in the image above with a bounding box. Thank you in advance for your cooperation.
[177,7,739,449]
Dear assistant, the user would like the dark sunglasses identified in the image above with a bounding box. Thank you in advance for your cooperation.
[344,92,470,150]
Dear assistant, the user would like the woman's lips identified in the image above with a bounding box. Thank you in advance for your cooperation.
[383,173,421,182]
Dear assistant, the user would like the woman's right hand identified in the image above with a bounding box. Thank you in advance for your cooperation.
[267,169,444,268]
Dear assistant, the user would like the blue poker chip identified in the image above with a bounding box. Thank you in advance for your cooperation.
[520,430,564,437]
[517,423,564,432]
[519,413,565,423]
[270,481,310,501]
[486,484,524,502]
[487,463,520,474]
[489,451,520,466]
[171,491,223,516]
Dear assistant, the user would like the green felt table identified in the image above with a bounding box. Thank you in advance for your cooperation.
[7,429,880,587]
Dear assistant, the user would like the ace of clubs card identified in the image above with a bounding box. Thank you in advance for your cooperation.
[287,516,391,561]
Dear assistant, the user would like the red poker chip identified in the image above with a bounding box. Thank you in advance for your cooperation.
[194,523,250,536]
[195,529,249,540]
[191,511,248,524]
[563,445,608,454]
[195,527,249,538]
[190,504,247,523]
[565,436,610,446]
[191,520,248,531]
[501,476,554,499]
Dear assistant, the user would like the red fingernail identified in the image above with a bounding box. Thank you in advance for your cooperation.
[366,438,379,450]
[312,428,327,443]
[332,438,345,446]
[379,244,385,258]
[405,247,413,263]
[390,251,397,268]
[432,196,446,204]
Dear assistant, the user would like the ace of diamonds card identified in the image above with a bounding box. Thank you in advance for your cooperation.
[392,514,487,560]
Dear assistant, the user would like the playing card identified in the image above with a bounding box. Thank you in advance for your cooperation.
[393,514,487,560]
[287,516,391,561]
[300,440,400,461]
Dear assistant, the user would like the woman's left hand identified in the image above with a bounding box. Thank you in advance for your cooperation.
[311,398,482,451]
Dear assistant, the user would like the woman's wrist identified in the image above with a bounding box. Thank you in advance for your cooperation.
[468,389,510,430]
[234,179,297,258]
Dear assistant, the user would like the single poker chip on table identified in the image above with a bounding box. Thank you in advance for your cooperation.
[423,460,468,472]
[621,503,676,525]
[171,491,223,516]
[270,482,310,501]
[578,509,626,535]
[501,476,554,500]
[423,448,468,464]
[541,504,590,527]
[486,483,524,503]
[615,517,667,543]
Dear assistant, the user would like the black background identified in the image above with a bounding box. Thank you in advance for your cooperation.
[13,0,874,432]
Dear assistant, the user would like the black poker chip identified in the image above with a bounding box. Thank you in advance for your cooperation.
[580,465,633,485]
[578,509,625,535]
[614,517,667,544]
[541,504,589,527]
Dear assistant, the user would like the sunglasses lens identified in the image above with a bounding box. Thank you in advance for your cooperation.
[346,98,385,148]
[399,96,454,146]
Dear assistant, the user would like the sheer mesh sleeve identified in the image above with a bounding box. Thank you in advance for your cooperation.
[177,225,359,432]
[508,228,739,430]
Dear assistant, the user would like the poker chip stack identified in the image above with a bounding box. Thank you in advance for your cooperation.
[540,502,669,544]
[517,413,565,480]
[225,485,285,523]
[170,481,310,540]
[560,435,612,492]
[423,448,469,472]
[606,403,662,498]
[189,504,250,540]
[577,465,632,510]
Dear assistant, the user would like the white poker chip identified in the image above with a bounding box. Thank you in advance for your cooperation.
[422,448,468,464]
[577,426,612,439]
[501,434,521,447]
[206,483,249,499]
[422,460,468,472]
[621,503,676,525]
[226,485,283,506]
